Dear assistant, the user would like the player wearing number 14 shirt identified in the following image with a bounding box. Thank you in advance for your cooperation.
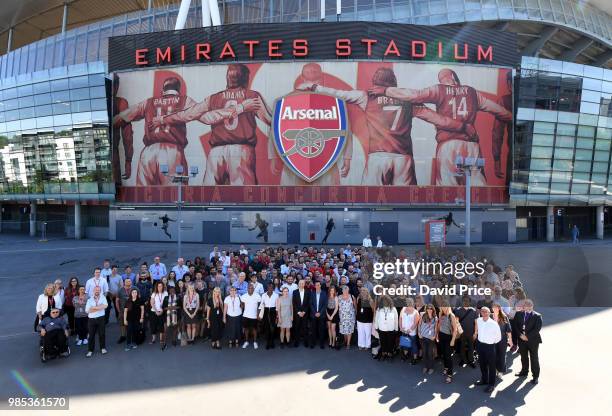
[298,67,475,185]
[374,68,512,186]
[113,75,237,185]
[154,64,271,185]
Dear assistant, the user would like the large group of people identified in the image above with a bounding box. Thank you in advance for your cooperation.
[35,244,542,391]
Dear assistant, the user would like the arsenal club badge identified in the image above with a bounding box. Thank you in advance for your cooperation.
[271,92,349,182]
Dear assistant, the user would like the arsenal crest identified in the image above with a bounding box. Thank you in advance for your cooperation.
[271,92,349,182]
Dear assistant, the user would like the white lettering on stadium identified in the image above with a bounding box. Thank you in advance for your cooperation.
[444,86,469,96]
[281,106,338,120]
[153,96,180,105]
[222,90,246,100]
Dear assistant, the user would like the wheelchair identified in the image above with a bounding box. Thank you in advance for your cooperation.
[39,330,71,363]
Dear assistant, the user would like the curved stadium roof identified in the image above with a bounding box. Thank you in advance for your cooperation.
[0,0,610,68]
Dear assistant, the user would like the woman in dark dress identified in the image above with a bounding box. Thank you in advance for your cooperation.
[492,303,513,374]
[124,288,144,350]
[206,287,224,349]
[326,286,339,349]
[63,277,79,334]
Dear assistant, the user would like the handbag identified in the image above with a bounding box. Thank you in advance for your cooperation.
[399,335,412,349]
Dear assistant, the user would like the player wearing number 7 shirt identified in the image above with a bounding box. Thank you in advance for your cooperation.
[371,68,513,186]
[297,67,476,185]
[113,76,237,186]
[153,64,271,185]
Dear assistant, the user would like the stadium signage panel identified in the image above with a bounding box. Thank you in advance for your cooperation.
[109,22,519,72]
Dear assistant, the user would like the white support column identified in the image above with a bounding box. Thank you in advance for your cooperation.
[202,0,212,27]
[208,0,221,26]
[546,206,554,242]
[320,0,325,20]
[175,0,192,30]
[596,206,604,240]
[29,202,37,237]
[74,203,82,240]
[7,27,13,53]
[61,1,69,34]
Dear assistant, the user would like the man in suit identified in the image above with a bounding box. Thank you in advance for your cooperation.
[292,279,311,347]
[514,299,542,385]
[309,281,328,349]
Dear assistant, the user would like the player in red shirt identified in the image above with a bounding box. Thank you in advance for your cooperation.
[371,68,512,186]
[492,71,513,180]
[111,75,133,183]
[297,67,475,185]
[153,64,271,185]
[114,75,236,185]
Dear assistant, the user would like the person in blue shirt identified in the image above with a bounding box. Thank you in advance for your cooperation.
[121,265,137,282]
[232,272,249,296]
[571,225,579,244]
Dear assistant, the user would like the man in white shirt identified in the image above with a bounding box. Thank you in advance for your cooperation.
[209,246,220,261]
[85,286,108,357]
[172,258,189,280]
[281,275,298,296]
[259,283,279,349]
[85,267,110,298]
[474,306,502,392]
[239,245,249,256]
[362,235,372,248]
[250,273,265,296]
[149,257,167,281]
[376,236,383,248]
[240,284,262,349]
[100,259,112,282]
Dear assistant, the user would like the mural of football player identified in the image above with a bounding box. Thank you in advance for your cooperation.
[275,63,352,186]
[152,64,271,185]
[321,217,335,244]
[114,73,237,186]
[438,212,461,235]
[112,75,133,183]
[371,68,512,186]
[249,213,269,242]
[297,67,475,185]
[492,71,513,181]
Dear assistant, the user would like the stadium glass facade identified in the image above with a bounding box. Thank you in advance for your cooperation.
[0,0,610,242]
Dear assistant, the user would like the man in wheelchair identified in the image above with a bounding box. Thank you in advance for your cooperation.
[38,307,70,362]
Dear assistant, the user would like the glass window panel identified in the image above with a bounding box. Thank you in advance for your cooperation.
[533,121,555,134]
[69,75,90,89]
[50,78,69,92]
[17,84,33,97]
[592,162,608,172]
[554,148,574,159]
[571,184,589,194]
[580,102,600,115]
[551,171,571,182]
[573,160,591,172]
[530,159,552,169]
[5,110,20,122]
[553,159,573,170]
[19,107,35,119]
[577,125,595,137]
[71,100,91,113]
[550,182,570,193]
[592,174,607,184]
[531,146,554,158]
[575,138,593,149]
[34,93,52,106]
[35,105,53,117]
[70,87,90,101]
[89,86,106,98]
[555,136,575,147]
[32,81,50,95]
[52,90,70,103]
[598,127,612,139]
[88,74,105,86]
[573,172,590,182]
[90,99,107,111]
[574,149,593,160]
[52,102,71,115]
[532,134,554,146]
[594,151,609,162]
[595,139,611,150]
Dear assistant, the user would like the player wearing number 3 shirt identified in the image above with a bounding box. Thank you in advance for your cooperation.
[375,68,512,186]
[154,64,271,185]
[298,67,474,185]
[113,76,237,185]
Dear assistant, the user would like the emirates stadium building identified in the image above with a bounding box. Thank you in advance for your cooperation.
[0,0,610,245]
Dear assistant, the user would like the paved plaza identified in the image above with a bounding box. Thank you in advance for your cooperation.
[0,235,610,415]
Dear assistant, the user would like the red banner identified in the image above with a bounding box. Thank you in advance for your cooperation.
[117,185,508,204]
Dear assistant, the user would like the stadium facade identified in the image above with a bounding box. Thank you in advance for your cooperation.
[0,0,610,245]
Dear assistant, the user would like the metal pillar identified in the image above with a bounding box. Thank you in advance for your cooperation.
[61,1,69,33]
[74,203,82,240]
[596,206,604,240]
[29,202,37,237]
[202,0,212,27]
[148,0,153,10]
[547,206,554,242]
[177,181,183,258]
[7,27,13,53]
[175,0,192,30]
[208,0,221,26]
[465,168,471,247]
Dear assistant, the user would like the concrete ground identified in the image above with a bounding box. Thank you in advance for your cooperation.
[0,235,610,415]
